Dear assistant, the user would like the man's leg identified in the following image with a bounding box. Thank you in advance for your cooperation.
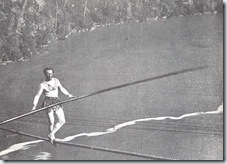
[49,108,66,139]
[47,110,55,132]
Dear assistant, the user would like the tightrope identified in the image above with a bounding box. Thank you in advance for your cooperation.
[0,66,207,126]
[0,127,178,160]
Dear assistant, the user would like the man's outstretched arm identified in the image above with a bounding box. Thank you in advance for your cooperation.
[58,80,75,98]
[32,84,43,111]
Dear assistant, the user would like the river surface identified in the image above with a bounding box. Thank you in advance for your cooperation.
[0,13,223,160]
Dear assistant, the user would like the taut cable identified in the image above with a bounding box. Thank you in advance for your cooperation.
[0,127,178,160]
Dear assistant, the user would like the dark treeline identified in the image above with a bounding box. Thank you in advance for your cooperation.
[0,0,223,62]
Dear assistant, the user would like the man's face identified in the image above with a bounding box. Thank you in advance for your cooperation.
[45,70,53,81]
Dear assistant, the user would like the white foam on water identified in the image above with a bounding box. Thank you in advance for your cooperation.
[0,140,43,157]
[34,152,51,160]
[217,103,223,112]
[56,106,223,142]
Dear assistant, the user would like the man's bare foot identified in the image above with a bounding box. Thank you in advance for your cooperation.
[48,134,55,144]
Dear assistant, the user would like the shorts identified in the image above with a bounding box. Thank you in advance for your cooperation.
[42,97,63,113]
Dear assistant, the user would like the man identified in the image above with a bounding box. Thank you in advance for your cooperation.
[32,67,75,144]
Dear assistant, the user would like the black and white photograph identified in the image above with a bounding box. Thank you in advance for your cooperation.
[0,0,224,160]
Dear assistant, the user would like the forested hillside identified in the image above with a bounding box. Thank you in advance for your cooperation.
[0,0,223,63]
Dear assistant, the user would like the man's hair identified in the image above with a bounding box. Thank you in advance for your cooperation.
[43,67,54,75]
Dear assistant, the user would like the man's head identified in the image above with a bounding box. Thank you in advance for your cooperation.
[43,67,54,81]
